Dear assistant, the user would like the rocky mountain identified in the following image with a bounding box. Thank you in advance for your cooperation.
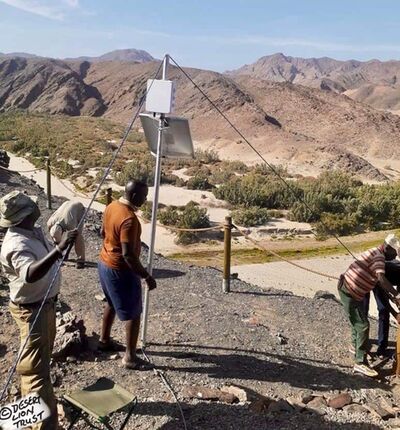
[228,53,400,114]
[0,52,40,59]
[64,48,155,63]
[1,55,400,181]
[0,57,106,116]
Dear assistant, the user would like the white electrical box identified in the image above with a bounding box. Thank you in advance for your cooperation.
[146,79,176,114]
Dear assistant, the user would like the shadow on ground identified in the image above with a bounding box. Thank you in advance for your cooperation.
[133,400,383,430]
[148,343,387,392]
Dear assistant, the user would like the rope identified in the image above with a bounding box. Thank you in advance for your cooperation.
[51,176,91,199]
[0,165,42,174]
[142,350,188,430]
[232,224,339,280]
[0,57,165,402]
[168,55,359,261]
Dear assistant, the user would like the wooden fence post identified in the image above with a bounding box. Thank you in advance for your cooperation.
[223,216,232,293]
[106,188,113,206]
[46,159,52,210]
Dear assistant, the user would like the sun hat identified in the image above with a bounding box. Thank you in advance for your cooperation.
[384,233,400,251]
[0,191,38,228]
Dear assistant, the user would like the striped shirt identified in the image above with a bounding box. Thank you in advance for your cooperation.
[343,246,385,301]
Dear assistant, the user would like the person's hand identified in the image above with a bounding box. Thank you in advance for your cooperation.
[58,229,79,251]
[145,275,157,291]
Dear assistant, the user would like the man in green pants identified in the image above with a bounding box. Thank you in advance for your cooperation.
[339,234,400,377]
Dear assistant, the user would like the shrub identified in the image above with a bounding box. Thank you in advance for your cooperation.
[158,205,180,226]
[267,209,285,218]
[315,213,358,237]
[195,149,220,164]
[157,201,211,244]
[232,207,270,227]
[213,174,301,209]
[115,154,155,186]
[186,174,213,190]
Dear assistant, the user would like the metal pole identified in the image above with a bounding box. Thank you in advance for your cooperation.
[46,158,52,210]
[106,187,113,205]
[141,54,169,347]
[223,216,232,293]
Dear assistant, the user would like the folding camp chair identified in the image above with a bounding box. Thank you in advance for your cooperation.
[64,377,137,430]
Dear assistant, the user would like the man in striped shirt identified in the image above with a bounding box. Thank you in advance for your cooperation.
[339,234,400,377]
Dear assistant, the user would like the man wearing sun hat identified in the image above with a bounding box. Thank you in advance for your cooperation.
[339,233,400,378]
[0,191,77,430]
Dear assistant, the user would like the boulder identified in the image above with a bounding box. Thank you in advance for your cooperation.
[327,393,352,409]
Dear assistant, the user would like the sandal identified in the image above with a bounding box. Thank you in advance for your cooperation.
[97,340,124,352]
[121,356,154,370]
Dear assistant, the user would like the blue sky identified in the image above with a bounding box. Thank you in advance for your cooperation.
[1,0,400,71]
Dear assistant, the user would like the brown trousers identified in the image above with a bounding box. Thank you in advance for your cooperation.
[9,300,58,430]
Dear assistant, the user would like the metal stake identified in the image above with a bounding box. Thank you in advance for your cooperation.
[223,216,232,293]
[141,54,169,347]
[46,158,52,210]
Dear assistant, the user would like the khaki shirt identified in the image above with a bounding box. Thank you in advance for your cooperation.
[0,226,61,304]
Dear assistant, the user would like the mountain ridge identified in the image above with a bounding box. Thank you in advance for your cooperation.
[1,55,400,181]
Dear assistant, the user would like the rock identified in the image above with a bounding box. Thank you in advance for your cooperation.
[286,397,306,412]
[276,333,288,345]
[0,150,10,169]
[110,353,119,360]
[268,399,294,414]
[297,390,314,404]
[95,294,106,302]
[53,312,87,360]
[9,385,19,396]
[387,418,400,428]
[249,396,271,414]
[365,400,395,420]
[307,396,327,415]
[343,404,369,415]
[221,385,248,403]
[327,393,352,409]
[57,403,71,423]
[314,290,337,301]
[182,386,237,403]
[218,392,238,404]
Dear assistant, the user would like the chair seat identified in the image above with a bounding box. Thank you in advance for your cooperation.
[64,378,135,420]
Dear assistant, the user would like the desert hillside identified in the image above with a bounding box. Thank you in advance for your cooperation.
[1,55,400,179]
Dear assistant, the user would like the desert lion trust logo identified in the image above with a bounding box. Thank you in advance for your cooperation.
[0,393,50,429]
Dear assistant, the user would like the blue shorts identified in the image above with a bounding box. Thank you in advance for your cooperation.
[98,261,142,321]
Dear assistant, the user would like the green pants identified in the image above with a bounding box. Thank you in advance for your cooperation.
[9,299,58,430]
[338,280,370,364]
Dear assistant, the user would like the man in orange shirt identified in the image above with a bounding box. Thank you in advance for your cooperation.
[98,180,156,369]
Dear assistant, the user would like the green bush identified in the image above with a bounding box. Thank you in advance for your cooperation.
[186,174,213,190]
[195,149,220,164]
[232,207,270,227]
[115,154,155,186]
[315,213,358,237]
[213,173,301,209]
[157,201,211,244]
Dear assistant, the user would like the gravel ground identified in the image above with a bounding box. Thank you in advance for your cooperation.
[0,171,399,430]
